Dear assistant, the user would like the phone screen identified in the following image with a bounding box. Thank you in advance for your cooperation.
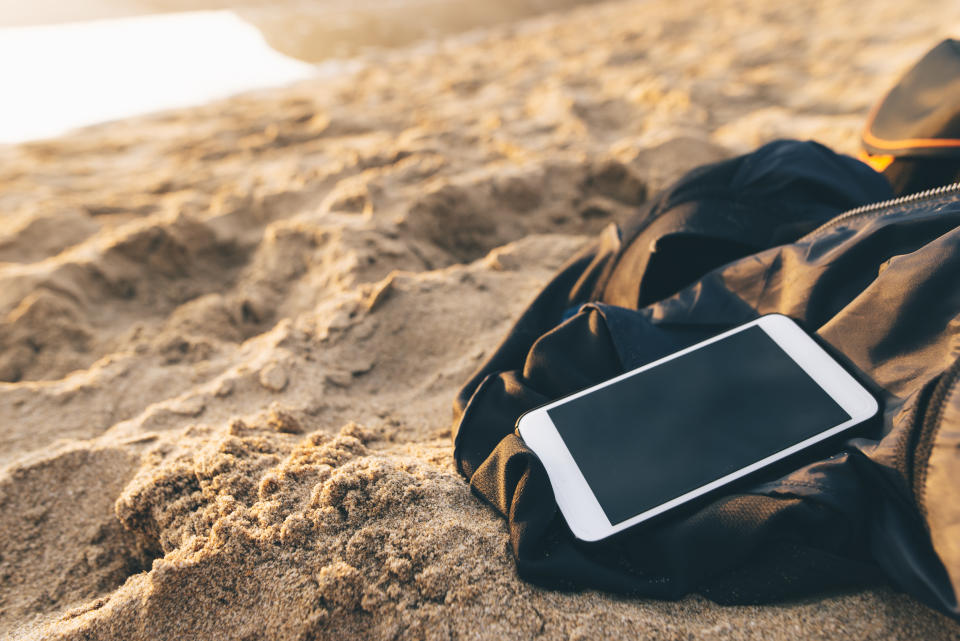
[546,325,851,525]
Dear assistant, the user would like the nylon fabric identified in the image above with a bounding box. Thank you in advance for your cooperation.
[452,139,960,618]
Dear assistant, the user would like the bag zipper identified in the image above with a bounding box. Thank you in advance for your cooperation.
[805,181,960,239]
[912,356,960,520]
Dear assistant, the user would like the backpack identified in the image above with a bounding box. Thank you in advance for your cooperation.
[452,138,960,619]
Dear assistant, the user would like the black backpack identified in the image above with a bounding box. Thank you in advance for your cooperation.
[452,138,960,619]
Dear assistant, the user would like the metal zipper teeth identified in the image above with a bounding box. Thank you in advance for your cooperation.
[805,180,960,239]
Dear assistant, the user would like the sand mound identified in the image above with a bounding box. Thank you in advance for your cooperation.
[2,0,960,638]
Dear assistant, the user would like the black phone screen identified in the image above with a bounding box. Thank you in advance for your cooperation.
[546,325,851,525]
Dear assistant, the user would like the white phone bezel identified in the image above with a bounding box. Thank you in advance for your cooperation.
[516,313,879,542]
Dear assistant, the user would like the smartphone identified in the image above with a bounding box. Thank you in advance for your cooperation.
[516,314,878,542]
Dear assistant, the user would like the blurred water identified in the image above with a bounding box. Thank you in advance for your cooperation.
[0,11,318,144]
[0,1,601,144]
[0,0,606,60]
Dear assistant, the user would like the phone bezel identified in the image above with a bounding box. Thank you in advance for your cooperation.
[516,313,879,542]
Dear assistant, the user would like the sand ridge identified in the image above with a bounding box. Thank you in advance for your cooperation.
[2,0,960,638]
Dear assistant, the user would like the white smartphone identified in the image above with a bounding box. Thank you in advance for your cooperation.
[516,313,878,542]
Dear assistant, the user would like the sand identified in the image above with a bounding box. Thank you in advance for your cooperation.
[2,0,960,638]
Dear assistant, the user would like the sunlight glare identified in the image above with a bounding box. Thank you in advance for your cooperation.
[0,11,317,144]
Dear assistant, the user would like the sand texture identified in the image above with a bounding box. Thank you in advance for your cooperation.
[3,0,960,638]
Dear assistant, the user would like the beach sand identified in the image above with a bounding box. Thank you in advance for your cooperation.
[2,0,960,638]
